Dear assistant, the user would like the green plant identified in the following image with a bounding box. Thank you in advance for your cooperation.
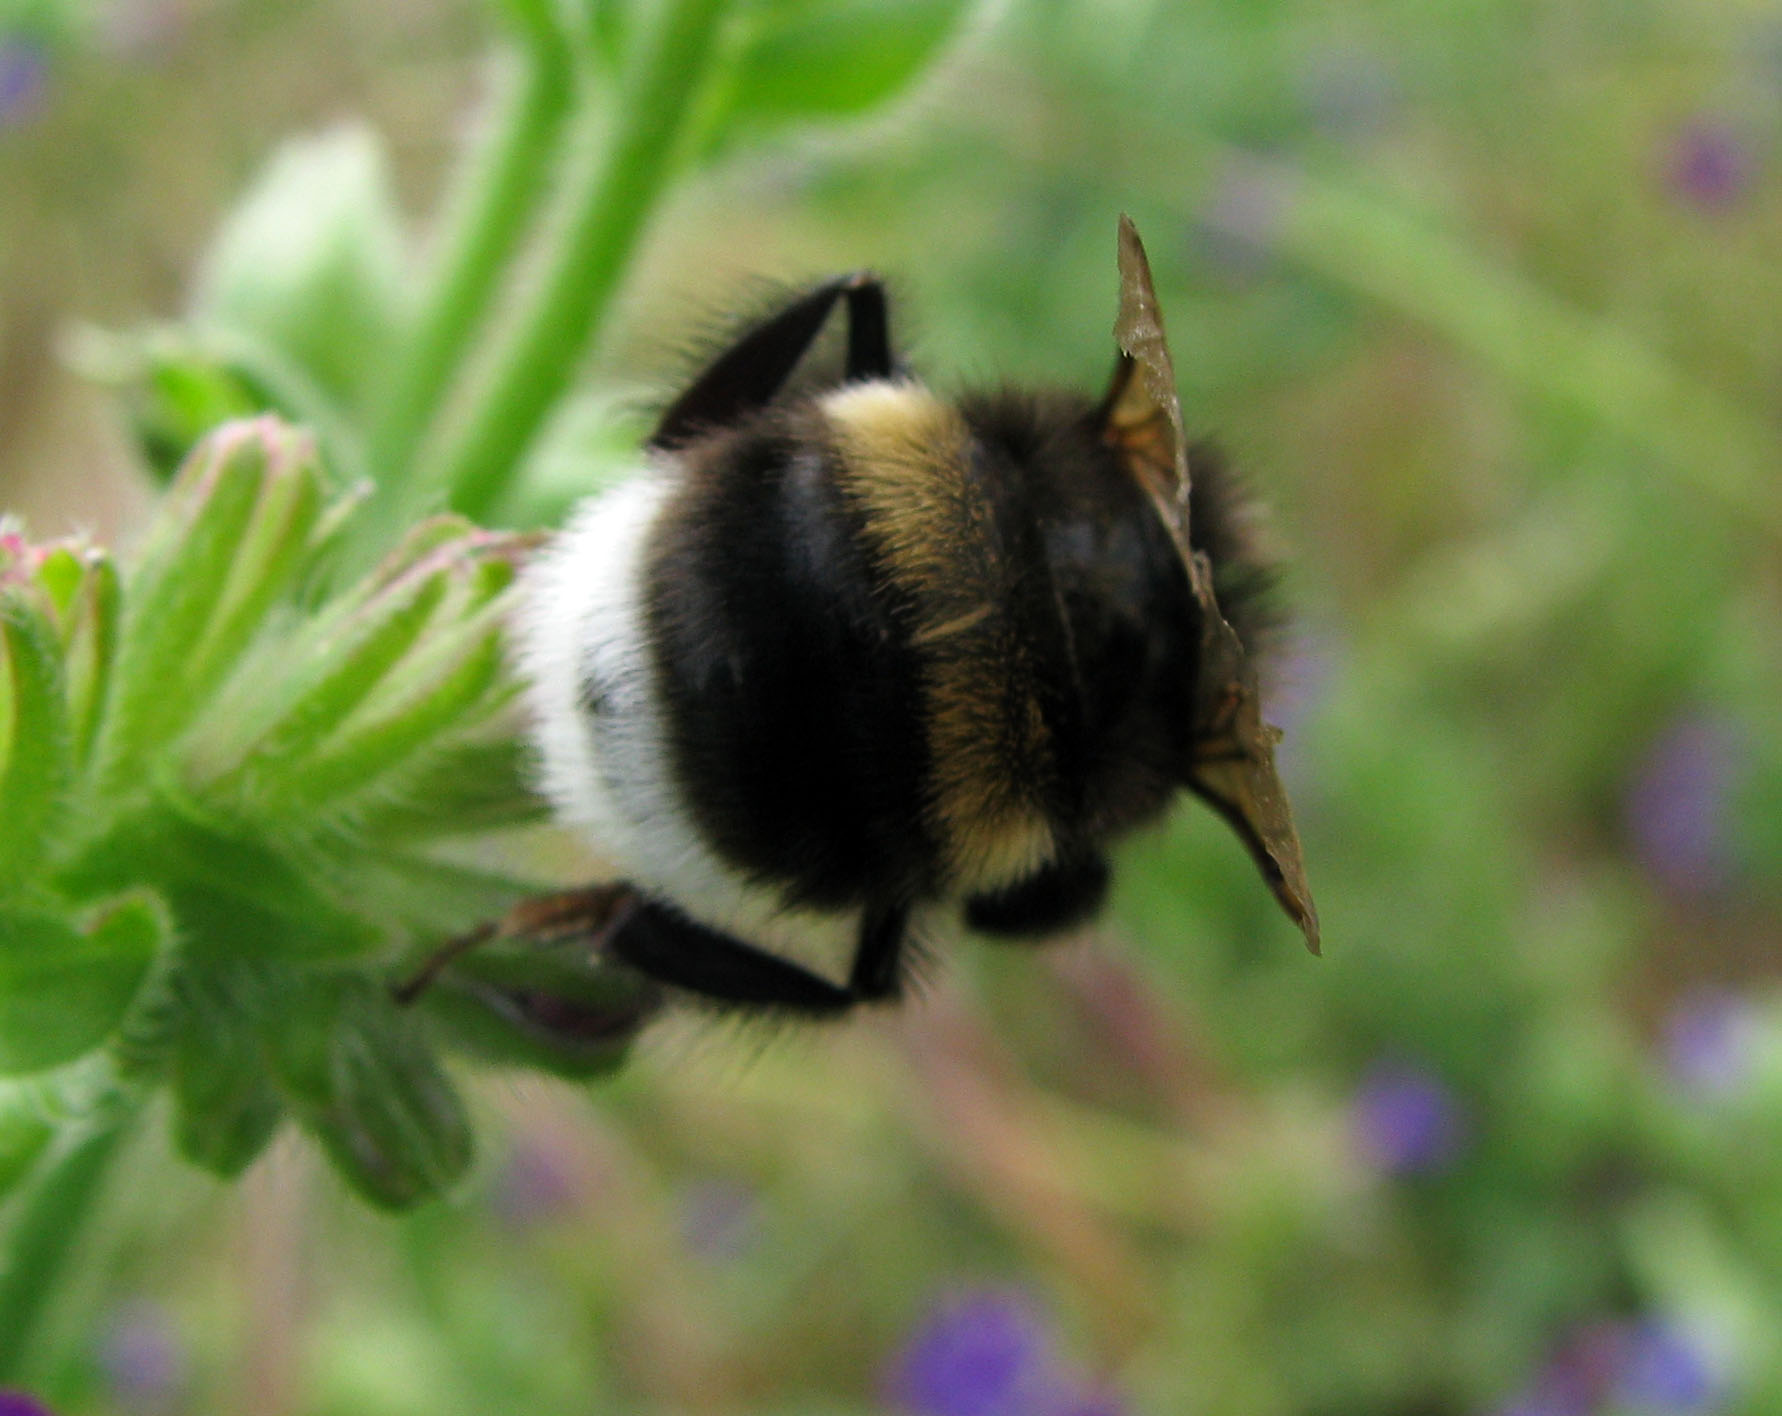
[0,0,976,1386]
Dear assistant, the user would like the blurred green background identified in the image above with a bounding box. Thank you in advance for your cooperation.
[4,0,1782,1412]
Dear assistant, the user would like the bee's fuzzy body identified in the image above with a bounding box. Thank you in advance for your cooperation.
[515,240,1307,1017]
[519,379,1267,971]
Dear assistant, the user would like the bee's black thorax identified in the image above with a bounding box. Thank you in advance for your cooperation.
[643,380,1273,913]
[643,405,937,911]
[955,389,1206,842]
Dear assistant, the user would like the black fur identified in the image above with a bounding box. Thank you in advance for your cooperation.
[965,853,1111,937]
[607,897,854,1015]
[848,900,914,999]
[958,390,1209,840]
[650,275,893,450]
[645,406,937,913]
[606,281,1278,1015]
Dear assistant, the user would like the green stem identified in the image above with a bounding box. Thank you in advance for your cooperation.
[1269,155,1782,534]
[0,1118,129,1384]
[371,2,575,488]
[432,0,730,523]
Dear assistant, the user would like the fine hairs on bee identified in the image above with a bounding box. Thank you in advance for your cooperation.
[515,222,1314,1021]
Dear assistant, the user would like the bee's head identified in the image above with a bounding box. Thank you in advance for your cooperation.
[958,390,1276,809]
[955,327,1314,949]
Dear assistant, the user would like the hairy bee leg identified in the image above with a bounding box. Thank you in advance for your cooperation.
[963,855,1111,938]
[605,898,857,1016]
[846,901,912,1001]
[650,273,891,449]
[391,885,639,1005]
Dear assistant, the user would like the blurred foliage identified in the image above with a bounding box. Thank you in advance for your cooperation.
[2,0,1781,1414]
[0,414,674,1284]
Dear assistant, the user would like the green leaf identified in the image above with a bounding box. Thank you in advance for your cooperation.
[102,419,332,791]
[0,1119,129,1385]
[0,590,72,897]
[0,1095,53,1199]
[63,322,364,487]
[33,548,84,624]
[279,627,510,812]
[63,551,120,773]
[192,125,408,419]
[58,795,382,963]
[270,973,473,1210]
[182,435,326,703]
[0,897,165,1076]
[133,358,265,483]
[334,852,529,940]
[702,0,975,156]
[354,737,546,840]
[100,425,274,782]
[235,566,452,778]
[166,959,284,1178]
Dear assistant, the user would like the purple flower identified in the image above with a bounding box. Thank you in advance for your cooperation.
[1295,45,1400,138]
[1664,988,1758,1098]
[1666,120,1757,212]
[1187,155,1300,279]
[1267,630,1341,782]
[487,1134,579,1229]
[887,1288,1054,1416]
[1499,1322,1626,1416]
[1624,711,1746,899]
[678,1177,758,1262]
[1353,1060,1466,1176]
[884,1287,1120,1416]
[1500,1318,1727,1416]
[96,1300,186,1408]
[0,39,48,127]
[1617,1320,1723,1412]
[0,1392,55,1416]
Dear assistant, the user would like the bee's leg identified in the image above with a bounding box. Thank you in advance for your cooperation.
[650,273,892,449]
[846,901,913,1002]
[841,277,892,380]
[963,855,1111,939]
[605,897,856,1016]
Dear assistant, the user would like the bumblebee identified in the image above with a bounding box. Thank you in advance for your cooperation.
[515,218,1316,1018]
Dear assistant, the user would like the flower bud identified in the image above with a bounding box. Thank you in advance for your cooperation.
[198,515,528,819]
[100,418,325,788]
[271,973,472,1210]
[166,960,284,1178]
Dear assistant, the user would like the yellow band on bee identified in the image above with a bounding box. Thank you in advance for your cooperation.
[822,382,1057,892]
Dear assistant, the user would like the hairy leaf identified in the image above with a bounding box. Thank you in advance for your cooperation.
[271,973,473,1210]
[0,589,72,898]
[0,897,165,1076]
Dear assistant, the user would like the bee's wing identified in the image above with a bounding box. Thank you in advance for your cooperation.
[1099,215,1320,955]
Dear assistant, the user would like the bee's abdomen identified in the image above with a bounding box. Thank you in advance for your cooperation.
[645,414,938,910]
[822,383,1063,894]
